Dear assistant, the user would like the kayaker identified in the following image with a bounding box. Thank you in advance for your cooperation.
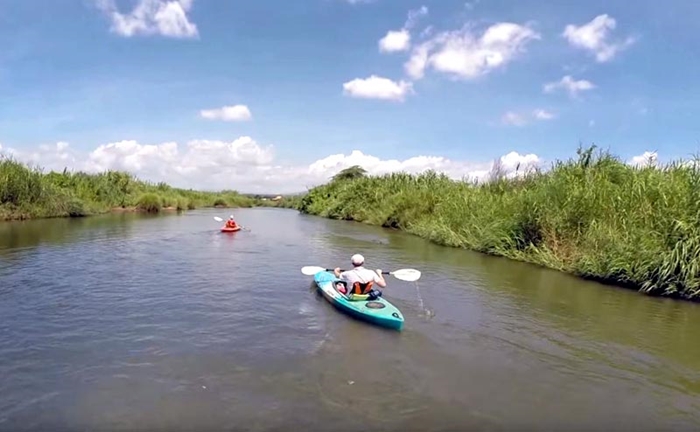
[333,254,386,295]
[225,215,238,229]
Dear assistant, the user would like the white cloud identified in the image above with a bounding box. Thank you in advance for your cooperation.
[0,141,82,171]
[96,0,198,38]
[404,6,429,29]
[378,6,428,53]
[532,109,555,120]
[404,21,540,80]
[628,151,658,167]
[404,43,431,79]
[543,75,596,97]
[379,30,411,53]
[500,108,556,126]
[200,105,252,122]
[498,151,540,175]
[501,112,527,127]
[419,25,434,38]
[562,14,636,63]
[308,151,467,179]
[342,75,414,101]
[305,149,540,184]
[1,139,542,194]
[86,140,182,176]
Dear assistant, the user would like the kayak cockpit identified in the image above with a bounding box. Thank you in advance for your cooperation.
[332,280,383,301]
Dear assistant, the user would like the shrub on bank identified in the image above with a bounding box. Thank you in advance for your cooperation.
[136,193,162,213]
[0,155,257,220]
[298,146,700,301]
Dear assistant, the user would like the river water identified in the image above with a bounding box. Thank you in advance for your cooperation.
[1,207,699,431]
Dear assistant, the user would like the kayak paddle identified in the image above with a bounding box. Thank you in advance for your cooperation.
[301,266,421,282]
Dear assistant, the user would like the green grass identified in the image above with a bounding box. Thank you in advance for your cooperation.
[135,193,162,213]
[0,155,257,220]
[296,146,700,301]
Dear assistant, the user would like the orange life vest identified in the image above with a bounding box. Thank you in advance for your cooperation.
[349,280,374,295]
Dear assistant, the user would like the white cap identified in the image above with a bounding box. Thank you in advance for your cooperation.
[351,254,364,266]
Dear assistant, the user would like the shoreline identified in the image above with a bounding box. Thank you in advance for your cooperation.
[315,213,700,303]
[110,205,180,213]
[0,204,249,222]
[0,200,299,222]
[0,156,262,222]
[295,147,700,304]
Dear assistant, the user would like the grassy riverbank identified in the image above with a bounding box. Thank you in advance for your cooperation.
[0,156,255,220]
[297,146,700,301]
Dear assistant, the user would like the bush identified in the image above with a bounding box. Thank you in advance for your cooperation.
[136,193,162,213]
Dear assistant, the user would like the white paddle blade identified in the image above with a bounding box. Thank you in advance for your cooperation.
[301,266,326,276]
[214,216,223,222]
[391,268,421,282]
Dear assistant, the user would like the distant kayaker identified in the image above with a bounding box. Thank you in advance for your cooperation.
[333,254,386,295]
[225,215,238,228]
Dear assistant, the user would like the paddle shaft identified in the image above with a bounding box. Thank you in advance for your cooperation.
[327,268,392,275]
[301,265,420,282]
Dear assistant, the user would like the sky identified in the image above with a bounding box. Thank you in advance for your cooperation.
[1,0,699,194]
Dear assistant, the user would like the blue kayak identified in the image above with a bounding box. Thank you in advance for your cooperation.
[313,270,404,331]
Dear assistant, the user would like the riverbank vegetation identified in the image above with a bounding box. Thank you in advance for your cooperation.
[0,156,255,220]
[297,146,700,301]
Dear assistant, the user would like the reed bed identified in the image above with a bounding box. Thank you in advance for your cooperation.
[297,146,700,301]
[0,156,255,220]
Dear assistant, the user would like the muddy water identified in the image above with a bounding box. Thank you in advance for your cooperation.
[1,207,699,431]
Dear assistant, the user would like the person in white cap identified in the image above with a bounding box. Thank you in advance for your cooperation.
[333,254,386,296]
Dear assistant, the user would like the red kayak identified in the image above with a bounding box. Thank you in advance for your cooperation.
[221,225,241,233]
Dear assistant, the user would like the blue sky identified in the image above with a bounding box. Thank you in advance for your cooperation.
[0,0,699,193]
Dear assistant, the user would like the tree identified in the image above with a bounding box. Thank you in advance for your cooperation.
[332,165,367,182]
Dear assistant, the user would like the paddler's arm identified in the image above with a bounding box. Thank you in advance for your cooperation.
[374,269,387,288]
[333,267,342,278]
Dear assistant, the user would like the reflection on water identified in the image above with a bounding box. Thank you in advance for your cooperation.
[1,208,699,431]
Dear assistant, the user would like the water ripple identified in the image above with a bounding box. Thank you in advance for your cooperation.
[1,209,699,430]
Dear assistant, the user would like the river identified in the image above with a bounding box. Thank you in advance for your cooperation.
[1,207,699,431]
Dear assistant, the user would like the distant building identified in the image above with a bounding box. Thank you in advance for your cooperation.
[272,195,282,201]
